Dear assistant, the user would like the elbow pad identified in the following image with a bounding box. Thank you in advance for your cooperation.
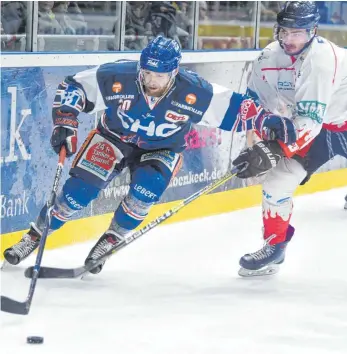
[52,80,86,129]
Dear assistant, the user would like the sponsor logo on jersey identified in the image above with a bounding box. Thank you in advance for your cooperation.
[185,93,197,105]
[112,82,122,93]
[117,107,182,138]
[147,58,159,67]
[277,81,294,91]
[105,94,135,101]
[140,150,179,172]
[171,100,203,116]
[239,98,262,122]
[258,51,269,62]
[296,100,326,123]
[165,110,189,123]
[77,134,121,181]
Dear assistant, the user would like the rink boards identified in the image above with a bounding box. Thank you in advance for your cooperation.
[1,51,347,257]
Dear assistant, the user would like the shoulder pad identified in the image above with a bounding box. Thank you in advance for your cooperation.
[176,67,213,93]
[97,60,138,78]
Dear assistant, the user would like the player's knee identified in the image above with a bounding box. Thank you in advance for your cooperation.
[113,165,168,231]
[50,177,100,230]
[262,189,292,207]
[131,165,168,203]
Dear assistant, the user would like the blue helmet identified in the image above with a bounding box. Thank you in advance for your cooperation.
[140,35,182,73]
[277,1,320,29]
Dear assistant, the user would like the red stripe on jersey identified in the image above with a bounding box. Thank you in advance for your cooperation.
[261,67,295,71]
[327,41,338,84]
[323,122,347,132]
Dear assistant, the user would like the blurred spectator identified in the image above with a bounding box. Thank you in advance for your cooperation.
[124,2,152,50]
[1,1,26,34]
[199,1,209,21]
[38,1,64,34]
[1,1,27,51]
[173,1,193,48]
[148,2,183,45]
[260,1,282,21]
[124,1,189,50]
[329,12,345,25]
[52,1,87,34]
[316,1,328,24]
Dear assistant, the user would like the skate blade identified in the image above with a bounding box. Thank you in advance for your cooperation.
[238,264,280,277]
[1,260,9,271]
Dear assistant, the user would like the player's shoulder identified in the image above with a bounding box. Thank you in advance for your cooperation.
[306,37,345,70]
[309,36,345,59]
[253,41,281,68]
[97,60,138,77]
[176,67,213,94]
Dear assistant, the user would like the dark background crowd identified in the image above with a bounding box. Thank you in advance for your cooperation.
[1,1,346,52]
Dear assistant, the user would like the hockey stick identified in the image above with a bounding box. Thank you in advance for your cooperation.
[24,167,239,279]
[1,147,67,315]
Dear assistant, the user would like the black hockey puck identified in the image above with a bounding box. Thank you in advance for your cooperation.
[27,336,44,344]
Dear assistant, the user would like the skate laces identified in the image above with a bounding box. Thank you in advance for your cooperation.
[90,236,119,260]
[11,234,39,259]
[248,234,277,261]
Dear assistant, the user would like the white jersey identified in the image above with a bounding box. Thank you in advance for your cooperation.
[248,36,347,156]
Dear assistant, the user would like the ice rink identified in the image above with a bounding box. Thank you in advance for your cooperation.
[1,187,347,354]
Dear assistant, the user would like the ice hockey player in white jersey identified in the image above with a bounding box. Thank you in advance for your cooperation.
[232,1,347,276]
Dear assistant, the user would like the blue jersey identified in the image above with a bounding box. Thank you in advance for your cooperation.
[60,60,248,152]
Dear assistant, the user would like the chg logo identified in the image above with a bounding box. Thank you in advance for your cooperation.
[296,101,326,123]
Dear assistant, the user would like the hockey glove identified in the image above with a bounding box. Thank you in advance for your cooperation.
[233,140,283,179]
[51,105,79,156]
[254,113,297,145]
[51,126,77,156]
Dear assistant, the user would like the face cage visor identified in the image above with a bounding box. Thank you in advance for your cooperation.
[273,24,316,55]
[138,67,177,91]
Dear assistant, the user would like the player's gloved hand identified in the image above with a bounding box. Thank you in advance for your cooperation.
[51,126,77,156]
[232,140,283,179]
[254,112,297,145]
[51,106,79,156]
[237,97,297,145]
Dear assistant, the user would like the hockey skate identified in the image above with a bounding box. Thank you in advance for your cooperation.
[238,225,295,277]
[84,231,124,274]
[3,224,41,265]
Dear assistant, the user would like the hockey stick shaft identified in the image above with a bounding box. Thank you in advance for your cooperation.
[25,167,238,279]
[120,167,238,248]
[1,147,66,315]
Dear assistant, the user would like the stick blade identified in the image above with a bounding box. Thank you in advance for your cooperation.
[1,296,28,315]
[25,265,87,279]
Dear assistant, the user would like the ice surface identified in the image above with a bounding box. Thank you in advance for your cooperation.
[1,187,347,354]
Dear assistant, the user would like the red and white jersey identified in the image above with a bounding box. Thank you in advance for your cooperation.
[248,37,347,156]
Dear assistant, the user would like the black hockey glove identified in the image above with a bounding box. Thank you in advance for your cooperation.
[51,107,79,156]
[233,140,283,179]
[51,126,77,156]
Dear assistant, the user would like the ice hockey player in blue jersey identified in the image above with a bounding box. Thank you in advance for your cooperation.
[4,35,269,274]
